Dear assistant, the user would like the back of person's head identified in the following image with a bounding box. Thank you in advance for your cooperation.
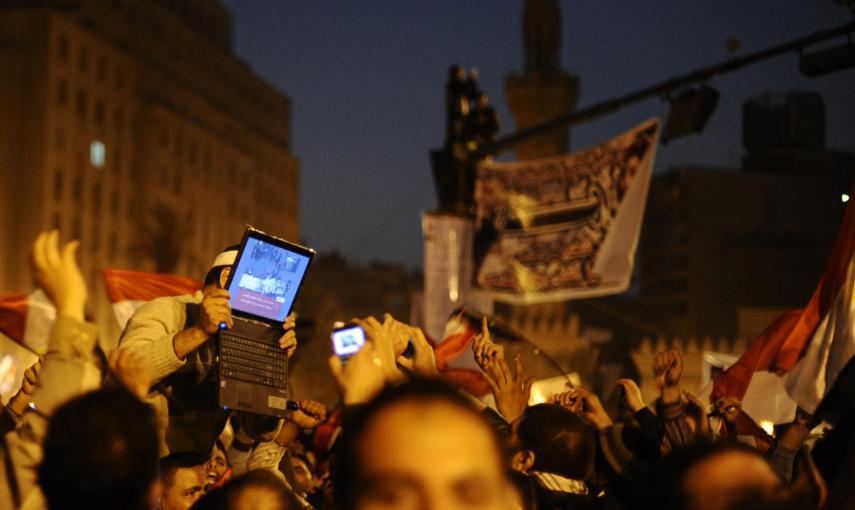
[515,403,596,480]
[333,378,507,510]
[646,440,783,510]
[38,387,159,510]
[192,469,302,510]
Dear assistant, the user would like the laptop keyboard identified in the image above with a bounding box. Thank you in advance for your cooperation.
[220,333,288,388]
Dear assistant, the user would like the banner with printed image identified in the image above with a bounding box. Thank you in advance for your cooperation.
[474,118,660,302]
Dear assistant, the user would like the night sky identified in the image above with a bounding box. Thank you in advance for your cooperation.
[221,1,855,270]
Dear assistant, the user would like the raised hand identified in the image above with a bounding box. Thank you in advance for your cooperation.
[278,312,298,359]
[616,378,646,412]
[714,397,742,425]
[555,387,612,431]
[483,353,533,422]
[394,324,439,377]
[472,316,504,370]
[653,348,683,388]
[7,360,43,417]
[108,349,152,400]
[653,348,683,403]
[289,399,327,430]
[30,230,87,320]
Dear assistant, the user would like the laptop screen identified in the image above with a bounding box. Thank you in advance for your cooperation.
[227,233,312,322]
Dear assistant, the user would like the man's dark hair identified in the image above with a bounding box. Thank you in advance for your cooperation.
[192,469,302,510]
[38,387,159,510]
[516,403,596,480]
[332,378,504,508]
[203,244,241,287]
[643,439,767,510]
[160,452,208,490]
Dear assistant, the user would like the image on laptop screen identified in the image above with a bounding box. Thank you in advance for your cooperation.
[228,235,311,322]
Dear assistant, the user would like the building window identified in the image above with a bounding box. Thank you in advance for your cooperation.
[54,127,65,150]
[115,67,125,91]
[72,216,81,239]
[91,224,100,252]
[57,34,69,61]
[94,98,104,125]
[53,170,63,201]
[92,182,102,215]
[72,174,82,202]
[76,88,87,117]
[96,56,106,81]
[108,231,117,259]
[78,46,88,72]
[57,79,68,104]
[90,140,106,168]
[114,108,124,136]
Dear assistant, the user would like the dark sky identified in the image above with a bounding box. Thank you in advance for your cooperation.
[221,1,855,270]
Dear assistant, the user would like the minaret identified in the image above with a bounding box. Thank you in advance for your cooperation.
[505,0,580,160]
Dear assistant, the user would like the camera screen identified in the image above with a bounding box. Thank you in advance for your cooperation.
[331,326,366,356]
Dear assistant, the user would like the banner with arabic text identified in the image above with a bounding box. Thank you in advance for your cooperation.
[474,118,660,302]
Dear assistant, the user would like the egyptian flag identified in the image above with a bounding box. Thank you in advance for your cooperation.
[101,269,201,329]
[0,290,57,353]
[711,184,855,418]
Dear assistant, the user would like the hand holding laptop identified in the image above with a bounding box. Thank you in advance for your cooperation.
[199,288,233,335]
[277,312,298,359]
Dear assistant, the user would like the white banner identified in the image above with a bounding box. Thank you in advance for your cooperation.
[474,118,660,303]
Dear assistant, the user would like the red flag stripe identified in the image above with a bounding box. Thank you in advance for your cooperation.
[0,292,28,344]
[101,269,201,303]
[712,182,855,403]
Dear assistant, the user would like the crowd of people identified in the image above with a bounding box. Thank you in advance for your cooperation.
[0,230,852,510]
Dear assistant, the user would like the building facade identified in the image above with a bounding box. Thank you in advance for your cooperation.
[0,0,298,331]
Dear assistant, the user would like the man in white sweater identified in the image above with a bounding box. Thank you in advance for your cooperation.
[118,246,298,456]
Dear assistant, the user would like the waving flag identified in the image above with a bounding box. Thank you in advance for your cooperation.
[711,183,855,416]
[101,269,201,329]
[0,290,56,353]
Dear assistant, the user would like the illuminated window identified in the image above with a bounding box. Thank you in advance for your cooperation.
[90,140,106,168]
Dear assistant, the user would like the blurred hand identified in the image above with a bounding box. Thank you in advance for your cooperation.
[555,387,612,431]
[197,288,233,335]
[653,348,683,388]
[616,378,645,412]
[30,230,87,320]
[108,349,152,400]
[289,399,327,430]
[329,341,389,405]
[715,397,742,425]
[472,316,504,370]
[357,316,405,383]
[278,312,298,359]
[393,323,439,377]
[8,360,43,417]
[483,353,533,422]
